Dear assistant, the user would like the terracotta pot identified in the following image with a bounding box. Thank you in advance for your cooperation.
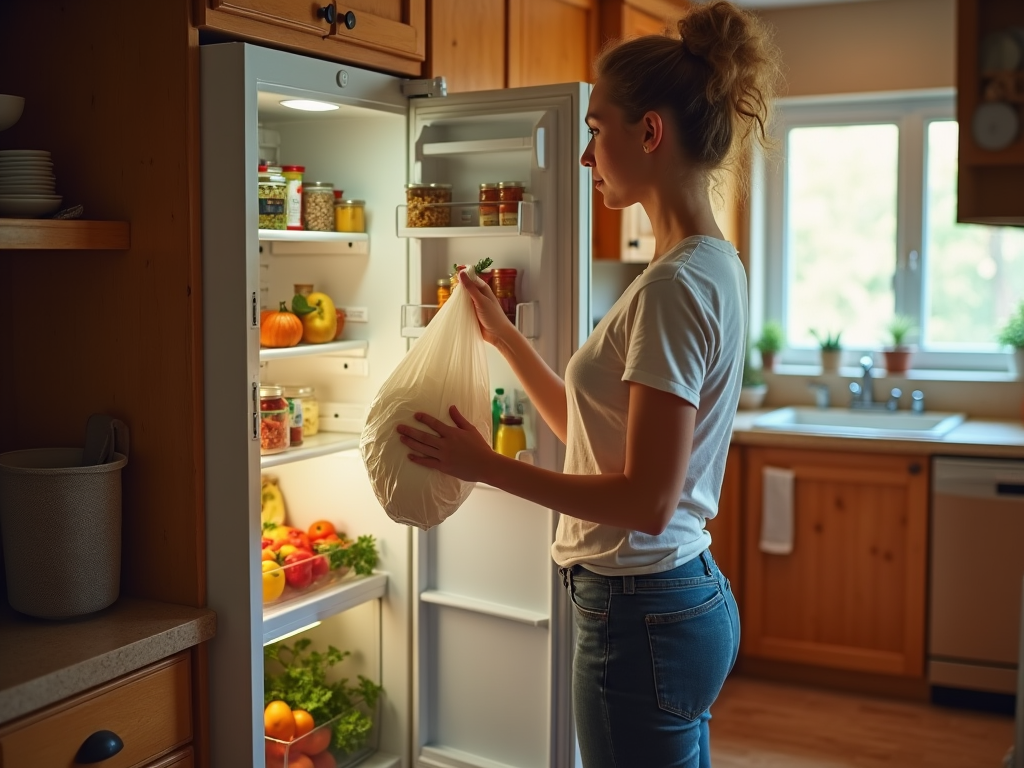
[820,349,841,374]
[738,384,767,410]
[1011,348,1024,380]
[883,347,913,375]
[760,351,776,372]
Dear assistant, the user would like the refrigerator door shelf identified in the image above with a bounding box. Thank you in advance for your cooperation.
[259,339,368,362]
[258,229,369,256]
[260,431,361,469]
[262,571,387,645]
[395,200,539,238]
[400,302,539,340]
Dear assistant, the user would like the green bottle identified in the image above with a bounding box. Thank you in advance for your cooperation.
[491,388,505,449]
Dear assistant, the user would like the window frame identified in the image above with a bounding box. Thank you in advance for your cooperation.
[758,87,1013,373]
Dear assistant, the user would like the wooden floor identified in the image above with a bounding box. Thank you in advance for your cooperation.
[709,675,1015,768]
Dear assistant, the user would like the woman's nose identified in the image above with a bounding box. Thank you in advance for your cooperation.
[580,142,594,168]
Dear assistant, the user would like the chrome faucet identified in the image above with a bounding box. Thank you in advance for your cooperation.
[849,355,875,408]
[911,389,925,413]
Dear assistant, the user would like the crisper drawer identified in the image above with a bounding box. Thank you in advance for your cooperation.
[0,652,191,768]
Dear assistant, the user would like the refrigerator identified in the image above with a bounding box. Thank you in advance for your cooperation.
[200,42,591,768]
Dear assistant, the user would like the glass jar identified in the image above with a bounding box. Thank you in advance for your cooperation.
[281,165,305,230]
[334,198,366,233]
[494,414,527,458]
[406,183,452,227]
[479,183,499,227]
[303,182,335,232]
[257,165,287,230]
[498,181,524,226]
[437,278,451,309]
[259,385,290,455]
[492,267,518,324]
[281,385,318,444]
[294,283,314,298]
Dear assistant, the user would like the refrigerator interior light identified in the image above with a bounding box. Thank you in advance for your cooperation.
[264,620,321,645]
[280,99,340,112]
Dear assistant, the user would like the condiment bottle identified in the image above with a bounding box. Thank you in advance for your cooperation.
[281,165,305,230]
[494,413,526,458]
[437,278,451,309]
[259,385,291,454]
[334,198,366,233]
[492,268,518,324]
[479,183,499,226]
[257,165,287,230]
[491,387,506,448]
[498,181,524,227]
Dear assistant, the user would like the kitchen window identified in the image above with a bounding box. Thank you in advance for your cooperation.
[757,90,1024,372]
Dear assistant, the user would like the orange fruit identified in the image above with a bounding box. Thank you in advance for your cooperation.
[289,755,315,768]
[293,709,315,739]
[264,740,288,768]
[308,520,337,541]
[311,751,337,768]
[264,700,295,741]
[300,726,332,756]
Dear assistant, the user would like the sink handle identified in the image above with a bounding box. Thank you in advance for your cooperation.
[911,389,925,413]
[887,387,902,411]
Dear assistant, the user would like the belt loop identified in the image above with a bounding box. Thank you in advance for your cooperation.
[623,575,635,595]
[700,550,713,576]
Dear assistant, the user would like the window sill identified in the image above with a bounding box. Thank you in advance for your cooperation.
[765,364,1020,384]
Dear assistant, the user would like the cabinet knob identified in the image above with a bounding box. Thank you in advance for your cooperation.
[909,463,921,475]
[74,730,124,764]
[339,10,357,30]
[317,4,336,25]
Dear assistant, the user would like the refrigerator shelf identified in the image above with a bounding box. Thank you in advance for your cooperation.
[395,200,538,237]
[258,229,369,255]
[419,589,550,628]
[263,571,387,645]
[400,302,538,339]
[259,339,368,361]
[260,431,361,469]
[421,136,533,156]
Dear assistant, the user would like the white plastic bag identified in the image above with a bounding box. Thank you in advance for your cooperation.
[360,282,491,530]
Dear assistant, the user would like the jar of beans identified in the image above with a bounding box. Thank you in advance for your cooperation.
[303,182,335,231]
[406,183,452,227]
[259,385,290,455]
[257,165,286,230]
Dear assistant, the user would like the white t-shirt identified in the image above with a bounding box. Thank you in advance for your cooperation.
[551,235,747,575]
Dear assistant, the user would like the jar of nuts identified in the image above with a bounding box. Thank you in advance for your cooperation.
[258,165,287,230]
[406,183,452,227]
[303,182,335,232]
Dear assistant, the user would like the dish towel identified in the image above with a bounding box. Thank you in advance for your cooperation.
[760,466,795,555]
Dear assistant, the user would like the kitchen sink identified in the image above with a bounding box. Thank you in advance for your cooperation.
[751,407,966,439]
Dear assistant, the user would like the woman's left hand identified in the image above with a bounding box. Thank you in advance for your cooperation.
[396,406,494,482]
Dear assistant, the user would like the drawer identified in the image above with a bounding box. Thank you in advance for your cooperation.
[0,653,191,768]
[147,746,194,768]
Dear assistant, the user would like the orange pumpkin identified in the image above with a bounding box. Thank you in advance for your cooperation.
[260,302,304,348]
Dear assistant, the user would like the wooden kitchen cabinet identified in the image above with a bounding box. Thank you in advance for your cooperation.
[956,0,1024,225]
[740,447,929,678]
[0,653,192,767]
[194,0,426,76]
[705,445,743,604]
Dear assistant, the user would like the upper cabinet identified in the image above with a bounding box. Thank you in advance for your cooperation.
[194,0,426,76]
[957,0,1024,225]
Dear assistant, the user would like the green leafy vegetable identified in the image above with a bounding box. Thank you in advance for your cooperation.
[451,257,494,276]
[315,534,379,576]
[264,639,383,756]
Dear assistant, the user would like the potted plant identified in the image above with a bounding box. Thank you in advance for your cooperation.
[754,321,784,372]
[810,329,842,374]
[883,314,916,375]
[997,300,1024,379]
[739,355,767,410]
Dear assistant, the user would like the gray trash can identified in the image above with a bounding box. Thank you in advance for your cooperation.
[0,447,128,619]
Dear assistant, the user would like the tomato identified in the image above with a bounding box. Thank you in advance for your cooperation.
[300,292,338,344]
[317,533,342,545]
[307,520,337,541]
[261,536,275,550]
[284,551,315,590]
[302,727,333,757]
[263,524,295,548]
[262,561,286,602]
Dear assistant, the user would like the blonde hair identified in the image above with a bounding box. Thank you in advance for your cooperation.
[595,0,781,178]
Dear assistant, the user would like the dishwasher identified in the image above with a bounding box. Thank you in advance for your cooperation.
[930,457,1024,709]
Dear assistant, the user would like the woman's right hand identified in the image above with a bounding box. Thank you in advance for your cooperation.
[457,268,516,348]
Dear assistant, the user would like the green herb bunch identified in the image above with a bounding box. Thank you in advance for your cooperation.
[754,321,784,354]
[886,315,916,348]
[452,257,494,276]
[264,639,384,755]
[997,301,1024,349]
[810,329,842,351]
[314,534,379,576]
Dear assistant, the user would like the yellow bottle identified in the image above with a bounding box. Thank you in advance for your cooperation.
[494,414,527,458]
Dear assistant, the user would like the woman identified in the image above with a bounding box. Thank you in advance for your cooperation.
[396,2,780,765]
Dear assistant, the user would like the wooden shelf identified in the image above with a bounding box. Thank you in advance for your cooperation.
[0,219,130,250]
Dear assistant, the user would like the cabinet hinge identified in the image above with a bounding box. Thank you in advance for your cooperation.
[251,382,259,440]
[402,77,447,99]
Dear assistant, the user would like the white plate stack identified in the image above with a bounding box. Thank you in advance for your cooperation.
[0,150,62,218]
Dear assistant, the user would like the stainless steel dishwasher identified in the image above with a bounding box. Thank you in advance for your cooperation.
[930,457,1024,701]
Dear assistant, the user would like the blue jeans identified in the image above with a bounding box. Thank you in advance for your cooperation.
[559,550,740,768]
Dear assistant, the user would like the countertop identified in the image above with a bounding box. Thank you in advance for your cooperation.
[0,596,216,725]
[731,410,1024,459]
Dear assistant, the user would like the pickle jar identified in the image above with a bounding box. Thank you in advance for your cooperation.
[257,165,287,230]
[334,198,366,233]
[498,181,525,226]
[281,165,305,230]
[281,385,318,444]
[259,385,290,455]
[303,182,335,232]
[405,183,452,227]
[479,183,499,226]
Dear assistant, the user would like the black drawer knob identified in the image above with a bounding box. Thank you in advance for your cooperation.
[75,730,124,763]
[339,10,357,29]
[317,4,336,25]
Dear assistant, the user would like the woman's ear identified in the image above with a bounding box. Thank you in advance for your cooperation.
[642,110,665,152]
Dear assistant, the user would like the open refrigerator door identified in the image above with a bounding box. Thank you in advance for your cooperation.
[201,41,591,768]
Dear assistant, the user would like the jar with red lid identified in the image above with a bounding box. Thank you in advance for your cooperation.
[479,183,499,226]
[259,385,290,455]
[498,181,524,227]
[281,165,305,230]
[492,268,518,324]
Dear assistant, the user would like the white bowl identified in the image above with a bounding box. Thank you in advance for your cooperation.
[0,95,25,131]
[0,195,62,217]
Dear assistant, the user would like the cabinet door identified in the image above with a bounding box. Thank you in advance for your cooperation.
[508,0,597,88]
[195,0,426,76]
[426,0,506,93]
[741,448,928,677]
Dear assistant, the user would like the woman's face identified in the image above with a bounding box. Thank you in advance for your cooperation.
[580,79,648,210]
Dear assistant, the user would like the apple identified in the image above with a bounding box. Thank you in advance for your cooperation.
[284,551,315,590]
[310,553,329,580]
